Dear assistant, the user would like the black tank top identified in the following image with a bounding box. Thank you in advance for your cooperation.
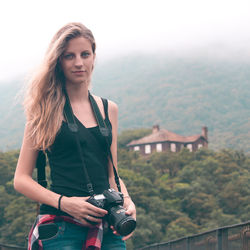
[40,98,112,215]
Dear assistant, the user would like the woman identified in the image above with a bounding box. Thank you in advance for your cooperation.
[14,22,136,250]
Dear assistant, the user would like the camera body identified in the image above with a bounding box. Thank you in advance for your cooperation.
[87,188,136,236]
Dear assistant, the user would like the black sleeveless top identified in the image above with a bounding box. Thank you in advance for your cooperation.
[40,98,112,215]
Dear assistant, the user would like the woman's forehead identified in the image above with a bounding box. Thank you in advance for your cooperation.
[64,37,92,52]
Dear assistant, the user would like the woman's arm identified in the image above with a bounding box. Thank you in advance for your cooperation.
[107,100,136,240]
[14,124,107,225]
[14,124,60,208]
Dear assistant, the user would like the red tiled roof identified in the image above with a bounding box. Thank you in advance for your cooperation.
[127,129,202,146]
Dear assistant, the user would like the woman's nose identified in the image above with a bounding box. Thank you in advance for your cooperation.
[74,55,83,67]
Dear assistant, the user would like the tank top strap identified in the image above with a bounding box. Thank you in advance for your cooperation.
[101,98,109,120]
[101,98,112,147]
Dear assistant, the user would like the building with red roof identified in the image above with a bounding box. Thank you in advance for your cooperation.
[127,125,208,155]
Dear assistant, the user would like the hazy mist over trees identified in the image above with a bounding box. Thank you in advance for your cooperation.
[1,53,249,152]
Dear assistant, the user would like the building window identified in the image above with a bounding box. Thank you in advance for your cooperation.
[170,143,176,152]
[134,146,140,151]
[145,145,151,154]
[156,143,162,152]
[198,144,203,149]
[187,144,193,152]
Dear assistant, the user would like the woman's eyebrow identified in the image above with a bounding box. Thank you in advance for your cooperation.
[63,50,74,54]
[64,49,91,54]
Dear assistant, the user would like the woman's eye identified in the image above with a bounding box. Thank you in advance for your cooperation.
[81,51,90,58]
[64,54,74,60]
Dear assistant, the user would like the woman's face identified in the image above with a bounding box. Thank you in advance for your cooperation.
[60,36,95,86]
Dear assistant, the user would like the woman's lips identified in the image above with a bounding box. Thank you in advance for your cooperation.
[72,70,85,75]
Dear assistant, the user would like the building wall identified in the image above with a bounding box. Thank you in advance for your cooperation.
[128,138,207,155]
[187,138,208,152]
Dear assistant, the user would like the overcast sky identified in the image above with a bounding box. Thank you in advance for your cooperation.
[0,0,249,82]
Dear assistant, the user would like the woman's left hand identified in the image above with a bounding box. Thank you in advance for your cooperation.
[111,197,136,241]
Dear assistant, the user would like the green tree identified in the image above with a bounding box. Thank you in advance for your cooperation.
[164,217,200,242]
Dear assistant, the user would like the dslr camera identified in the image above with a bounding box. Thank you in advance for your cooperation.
[87,188,136,236]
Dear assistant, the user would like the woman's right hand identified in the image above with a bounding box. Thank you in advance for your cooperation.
[60,196,108,226]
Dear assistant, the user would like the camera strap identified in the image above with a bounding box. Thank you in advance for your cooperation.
[64,90,121,194]
[63,90,95,196]
[88,92,121,192]
[36,150,47,188]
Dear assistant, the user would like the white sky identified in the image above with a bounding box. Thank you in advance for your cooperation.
[0,0,250,82]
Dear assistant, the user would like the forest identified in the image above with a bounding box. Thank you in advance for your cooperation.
[0,128,250,249]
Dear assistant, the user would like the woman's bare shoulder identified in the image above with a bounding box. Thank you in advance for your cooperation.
[107,99,118,113]
[92,94,118,113]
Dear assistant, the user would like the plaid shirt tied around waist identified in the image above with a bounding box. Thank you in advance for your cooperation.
[28,214,103,250]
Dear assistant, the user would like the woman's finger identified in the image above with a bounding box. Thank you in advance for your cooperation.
[122,232,134,241]
[84,201,108,216]
[84,214,103,224]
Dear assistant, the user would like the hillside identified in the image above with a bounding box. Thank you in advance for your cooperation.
[0,80,24,150]
[0,54,249,151]
[93,54,250,152]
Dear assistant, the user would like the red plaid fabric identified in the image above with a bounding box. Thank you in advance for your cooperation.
[28,214,103,250]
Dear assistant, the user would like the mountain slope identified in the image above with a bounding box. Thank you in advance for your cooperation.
[0,54,249,151]
[92,54,250,151]
[0,80,24,150]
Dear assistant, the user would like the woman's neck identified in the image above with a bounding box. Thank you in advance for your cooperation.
[65,82,89,103]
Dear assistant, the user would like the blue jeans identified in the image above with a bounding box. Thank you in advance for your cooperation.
[41,221,126,250]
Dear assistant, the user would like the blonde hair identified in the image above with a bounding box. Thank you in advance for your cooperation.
[24,22,96,150]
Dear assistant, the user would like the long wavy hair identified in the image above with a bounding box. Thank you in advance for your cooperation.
[24,22,96,151]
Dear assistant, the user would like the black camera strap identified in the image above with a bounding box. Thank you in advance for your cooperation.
[36,150,47,188]
[63,91,95,196]
[88,93,121,192]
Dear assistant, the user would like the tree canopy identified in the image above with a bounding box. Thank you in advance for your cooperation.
[0,130,250,249]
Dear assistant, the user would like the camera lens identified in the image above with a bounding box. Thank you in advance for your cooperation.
[115,216,136,236]
[108,206,136,236]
